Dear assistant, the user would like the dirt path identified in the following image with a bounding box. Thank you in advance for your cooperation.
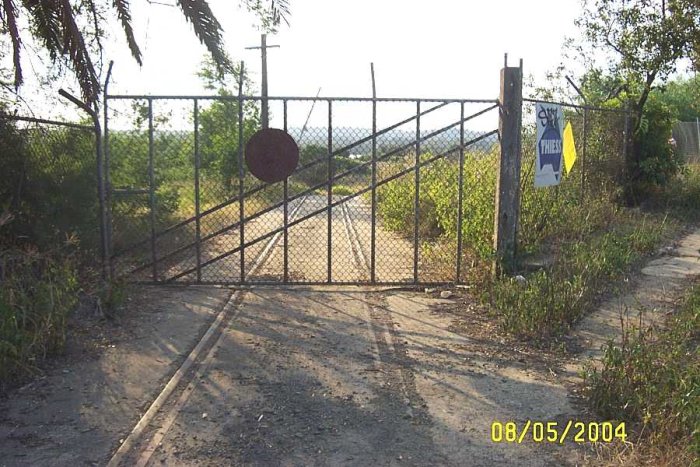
[2,209,698,465]
[0,286,231,466]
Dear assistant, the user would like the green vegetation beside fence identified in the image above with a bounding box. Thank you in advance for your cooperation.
[585,280,700,465]
[0,118,93,390]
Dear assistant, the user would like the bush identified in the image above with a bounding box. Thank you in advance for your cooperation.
[331,184,354,196]
[0,119,98,253]
[636,95,684,187]
[585,281,700,464]
[377,152,498,256]
[0,246,79,389]
[492,220,666,338]
[0,117,93,389]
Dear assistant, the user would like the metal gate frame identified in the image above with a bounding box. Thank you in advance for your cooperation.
[104,92,501,286]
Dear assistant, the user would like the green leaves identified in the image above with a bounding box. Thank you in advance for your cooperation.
[177,0,232,75]
[585,281,700,461]
[112,0,141,66]
[0,0,292,104]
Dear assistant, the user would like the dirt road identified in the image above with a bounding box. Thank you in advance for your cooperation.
[0,194,589,466]
[10,197,698,466]
[123,286,589,466]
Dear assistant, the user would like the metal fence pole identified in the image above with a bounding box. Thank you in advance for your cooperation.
[103,63,114,281]
[57,89,109,281]
[582,108,588,201]
[238,63,246,283]
[371,95,377,283]
[194,99,202,283]
[148,98,157,282]
[456,102,465,283]
[413,101,421,284]
[283,99,289,283]
[696,117,700,158]
[95,116,108,282]
[327,100,333,283]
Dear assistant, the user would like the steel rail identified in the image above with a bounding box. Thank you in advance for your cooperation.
[106,195,307,467]
[107,94,499,104]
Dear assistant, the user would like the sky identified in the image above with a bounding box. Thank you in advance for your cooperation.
[8,0,586,129]
[107,0,582,98]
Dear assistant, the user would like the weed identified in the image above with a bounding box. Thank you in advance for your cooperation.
[331,184,355,196]
[493,215,669,339]
[98,278,127,317]
[584,281,700,464]
[0,246,79,389]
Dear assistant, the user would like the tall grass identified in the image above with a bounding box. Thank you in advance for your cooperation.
[375,138,691,339]
[0,118,91,389]
[585,280,700,465]
[0,245,79,389]
[492,218,668,337]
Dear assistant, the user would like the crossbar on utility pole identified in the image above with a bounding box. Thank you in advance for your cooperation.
[246,33,280,129]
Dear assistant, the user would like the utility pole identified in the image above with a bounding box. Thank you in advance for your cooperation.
[245,33,280,129]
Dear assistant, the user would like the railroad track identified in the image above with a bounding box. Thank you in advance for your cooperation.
[107,195,309,467]
[339,200,418,419]
[107,194,422,465]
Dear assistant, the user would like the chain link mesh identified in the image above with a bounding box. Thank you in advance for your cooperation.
[107,97,499,285]
[0,115,98,256]
[519,101,630,258]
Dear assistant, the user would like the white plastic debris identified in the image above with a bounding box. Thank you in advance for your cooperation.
[514,275,527,286]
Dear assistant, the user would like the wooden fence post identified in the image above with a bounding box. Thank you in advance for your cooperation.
[493,64,523,276]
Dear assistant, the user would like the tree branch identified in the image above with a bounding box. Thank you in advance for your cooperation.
[2,0,23,88]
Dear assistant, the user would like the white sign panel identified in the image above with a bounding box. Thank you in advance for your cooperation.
[535,102,563,187]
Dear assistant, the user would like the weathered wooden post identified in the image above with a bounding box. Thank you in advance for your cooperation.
[493,59,523,276]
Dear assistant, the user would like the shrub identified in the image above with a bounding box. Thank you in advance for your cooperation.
[635,95,684,187]
[0,119,98,253]
[331,184,354,196]
[376,152,498,256]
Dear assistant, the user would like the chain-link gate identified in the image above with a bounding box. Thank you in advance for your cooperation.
[105,94,499,285]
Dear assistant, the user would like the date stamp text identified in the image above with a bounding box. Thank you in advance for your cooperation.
[490,420,627,444]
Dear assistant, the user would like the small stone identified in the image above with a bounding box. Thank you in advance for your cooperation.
[514,275,527,286]
[439,291,454,299]
[424,287,437,294]
[202,413,208,419]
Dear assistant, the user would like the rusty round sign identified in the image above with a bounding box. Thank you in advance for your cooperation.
[245,128,299,183]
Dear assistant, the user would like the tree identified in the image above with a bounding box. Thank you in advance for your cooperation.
[0,0,290,105]
[197,58,260,195]
[576,0,700,199]
[656,75,700,122]
[578,0,699,125]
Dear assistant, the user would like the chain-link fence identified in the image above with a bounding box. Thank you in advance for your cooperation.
[518,100,630,260]
[106,95,500,285]
[0,115,98,255]
[673,120,700,162]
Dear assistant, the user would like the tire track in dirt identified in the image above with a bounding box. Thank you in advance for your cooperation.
[113,195,447,466]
